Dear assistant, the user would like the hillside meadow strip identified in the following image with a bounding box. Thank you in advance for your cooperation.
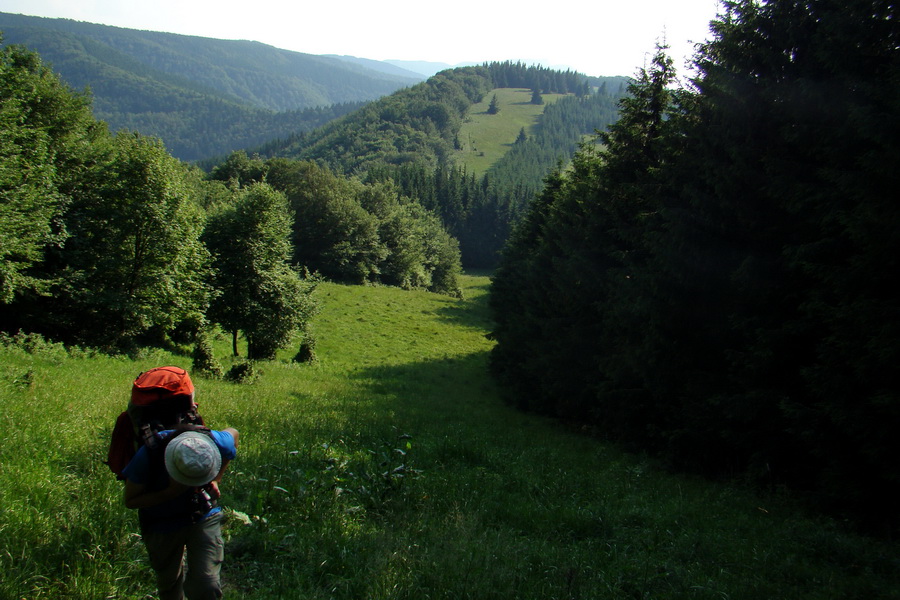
[1,274,897,599]
[452,88,565,174]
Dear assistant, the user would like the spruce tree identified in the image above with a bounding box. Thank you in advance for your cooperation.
[669,0,900,520]
[490,44,682,427]
[515,127,527,144]
[487,94,500,114]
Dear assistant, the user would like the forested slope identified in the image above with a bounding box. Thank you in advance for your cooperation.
[0,39,461,361]
[490,0,900,533]
[0,12,422,161]
[259,66,495,173]
[259,62,627,267]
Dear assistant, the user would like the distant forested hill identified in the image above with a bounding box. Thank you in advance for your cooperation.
[1,11,629,267]
[259,66,495,172]
[0,12,423,161]
[255,62,627,267]
[261,63,625,173]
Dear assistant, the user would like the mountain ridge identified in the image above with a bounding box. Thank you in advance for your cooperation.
[0,12,426,161]
[0,12,424,112]
[324,55,433,79]
[0,12,626,174]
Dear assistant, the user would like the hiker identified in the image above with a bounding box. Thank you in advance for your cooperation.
[118,368,239,600]
[123,425,239,599]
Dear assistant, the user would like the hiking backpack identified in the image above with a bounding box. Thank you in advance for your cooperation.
[106,366,205,480]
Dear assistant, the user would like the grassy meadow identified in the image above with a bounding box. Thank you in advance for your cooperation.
[1,273,898,599]
[452,88,565,174]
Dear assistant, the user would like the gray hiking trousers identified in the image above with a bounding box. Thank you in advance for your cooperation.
[141,511,225,600]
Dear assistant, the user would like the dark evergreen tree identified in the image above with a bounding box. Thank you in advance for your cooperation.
[487,94,500,115]
[663,0,900,522]
[489,169,569,413]
[490,44,680,430]
[490,0,900,531]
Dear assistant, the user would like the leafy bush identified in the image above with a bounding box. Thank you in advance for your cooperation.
[292,327,318,364]
[224,360,259,384]
[192,333,224,378]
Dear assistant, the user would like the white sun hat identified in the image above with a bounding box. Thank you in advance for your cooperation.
[164,431,222,487]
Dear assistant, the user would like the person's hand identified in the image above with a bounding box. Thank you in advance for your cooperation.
[207,480,221,499]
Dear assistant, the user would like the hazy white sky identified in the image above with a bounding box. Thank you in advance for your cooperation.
[0,0,722,77]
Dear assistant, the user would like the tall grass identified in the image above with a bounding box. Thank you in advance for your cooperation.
[1,274,897,599]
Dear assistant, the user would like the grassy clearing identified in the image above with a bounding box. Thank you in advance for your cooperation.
[1,274,898,599]
[453,88,565,174]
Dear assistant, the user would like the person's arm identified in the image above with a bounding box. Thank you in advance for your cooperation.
[207,427,239,499]
[123,477,189,510]
[223,427,239,448]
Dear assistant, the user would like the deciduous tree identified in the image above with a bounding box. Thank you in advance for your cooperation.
[58,132,211,348]
[205,182,317,360]
[0,40,97,303]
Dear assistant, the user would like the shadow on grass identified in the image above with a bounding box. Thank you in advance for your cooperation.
[434,285,494,332]
[245,350,502,445]
[346,350,495,403]
[303,349,534,490]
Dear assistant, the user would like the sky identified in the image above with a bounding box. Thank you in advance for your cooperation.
[0,0,722,77]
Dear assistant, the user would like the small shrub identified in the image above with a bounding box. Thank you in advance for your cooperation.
[293,330,318,364]
[192,334,224,378]
[320,434,422,513]
[224,360,259,384]
[0,331,69,361]
[7,369,35,388]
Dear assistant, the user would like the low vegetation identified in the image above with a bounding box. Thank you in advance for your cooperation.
[1,275,897,599]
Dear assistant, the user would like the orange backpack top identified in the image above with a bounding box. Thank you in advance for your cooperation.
[130,365,195,406]
[106,366,205,479]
